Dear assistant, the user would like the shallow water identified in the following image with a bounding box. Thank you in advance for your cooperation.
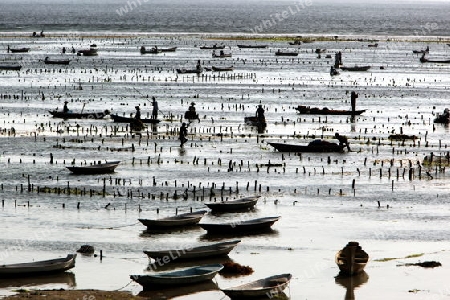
[0,33,450,299]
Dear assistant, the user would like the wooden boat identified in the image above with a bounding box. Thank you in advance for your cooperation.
[160,47,177,52]
[367,43,378,47]
[237,44,267,49]
[110,114,160,124]
[205,196,259,212]
[44,57,70,65]
[200,45,225,49]
[199,216,280,234]
[144,240,241,261]
[0,254,76,277]
[66,161,120,174]
[275,50,298,56]
[289,41,302,45]
[212,51,232,58]
[176,68,202,74]
[335,241,369,276]
[388,134,417,140]
[140,46,162,54]
[49,110,110,119]
[212,66,234,72]
[295,105,366,115]
[315,48,326,53]
[420,54,450,64]
[0,65,21,71]
[245,116,266,128]
[130,264,223,288]
[221,273,292,299]
[340,65,371,71]
[268,141,345,153]
[139,210,208,230]
[9,47,30,53]
[77,45,98,56]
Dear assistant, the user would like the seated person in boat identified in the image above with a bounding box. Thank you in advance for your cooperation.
[256,104,265,123]
[63,101,69,113]
[335,132,351,151]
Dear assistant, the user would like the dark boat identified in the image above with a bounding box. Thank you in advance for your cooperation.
[77,45,98,56]
[139,210,208,230]
[367,43,378,47]
[0,65,22,71]
[340,66,371,71]
[433,108,450,124]
[200,45,225,50]
[212,66,234,72]
[44,57,70,65]
[9,47,30,53]
[335,241,369,276]
[160,47,177,52]
[205,196,259,212]
[0,254,76,277]
[66,161,120,174]
[199,216,280,234]
[221,273,292,299]
[275,50,298,56]
[237,44,267,49]
[289,40,302,45]
[212,51,232,58]
[49,110,110,119]
[315,48,326,53]
[176,68,202,74]
[420,53,450,64]
[140,46,162,54]
[295,105,366,115]
[244,116,266,128]
[110,114,160,124]
[268,141,345,153]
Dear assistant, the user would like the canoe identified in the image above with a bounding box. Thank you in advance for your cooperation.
[9,48,30,53]
[244,116,266,127]
[130,264,223,288]
[200,45,225,49]
[315,48,326,53]
[44,57,70,65]
[221,273,292,299]
[77,45,98,56]
[335,241,369,276]
[340,65,371,71]
[420,55,450,64]
[269,141,344,153]
[212,52,232,58]
[205,196,259,212]
[144,240,241,261]
[275,51,298,56]
[140,46,161,54]
[66,161,120,174]
[199,216,280,234]
[212,66,233,72]
[110,114,160,124]
[139,210,208,229]
[49,110,110,119]
[0,65,21,71]
[295,105,366,115]
[0,254,76,277]
[160,47,177,52]
[237,45,267,49]
[176,68,202,74]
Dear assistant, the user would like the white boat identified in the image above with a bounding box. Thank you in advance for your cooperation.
[0,254,76,277]
[221,273,292,299]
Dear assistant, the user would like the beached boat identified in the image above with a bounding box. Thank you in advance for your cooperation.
[77,45,98,56]
[0,254,76,277]
[44,57,70,65]
[368,43,378,47]
[144,240,241,261]
[140,46,162,54]
[244,116,266,128]
[8,47,30,53]
[289,40,302,45]
[335,241,369,276]
[420,54,450,64]
[221,273,292,299]
[340,65,371,71]
[176,68,202,74]
[205,196,259,212]
[200,45,225,49]
[295,105,366,115]
[130,264,223,288]
[315,48,327,53]
[275,50,298,56]
[66,161,120,175]
[49,110,110,119]
[0,65,22,71]
[268,141,345,153]
[110,114,160,124]
[413,46,429,54]
[212,51,232,58]
[237,44,267,49]
[212,66,234,72]
[199,216,280,234]
[139,210,208,230]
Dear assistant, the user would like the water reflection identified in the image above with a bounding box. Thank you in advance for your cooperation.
[335,271,369,300]
[137,280,219,299]
[199,229,279,241]
[0,272,76,289]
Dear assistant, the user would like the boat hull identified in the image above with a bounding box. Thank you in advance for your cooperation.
[110,114,160,124]
[221,273,292,299]
[0,254,76,277]
[268,142,344,153]
[49,110,109,119]
[295,106,366,115]
[199,217,280,234]
[66,162,120,175]
[139,210,207,229]
[0,65,21,71]
[335,242,369,276]
[205,196,259,212]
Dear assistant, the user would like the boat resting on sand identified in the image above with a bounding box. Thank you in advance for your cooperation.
[44,57,70,65]
[200,45,225,49]
[0,65,22,71]
[340,65,371,71]
[66,161,120,175]
[9,47,30,53]
[49,110,110,119]
[110,114,160,124]
[237,44,267,49]
[0,254,76,277]
[176,68,202,74]
[295,105,366,115]
[212,66,234,72]
[221,273,292,299]
[139,210,208,230]
[144,240,241,261]
[205,196,259,212]
[199,216,280,234]
[275,50,298,56]
[130,264,223,289]
[420,53,450,64]
[268,141,345,153]
[335,241,369,276]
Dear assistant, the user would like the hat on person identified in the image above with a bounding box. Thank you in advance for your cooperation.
[64,101,68,103]
[190,102,196,105]
[135,106,140,109]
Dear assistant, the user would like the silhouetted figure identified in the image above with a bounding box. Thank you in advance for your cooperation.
[335,132,351,151]
[71,46,76,54]
[134,106,141,120]
[62,47,66,54]
[151,97,158,119]
[351,91,358,113]
[256,104,265,123]
[180,123,188,147]
[63,101,69,113]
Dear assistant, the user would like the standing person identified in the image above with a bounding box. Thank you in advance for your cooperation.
[256,104,265,123]
[134,106,141,120]
[335,132,351,151]
[151,97,158,119]
[179,123,188,147]
[63,101,69,113]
